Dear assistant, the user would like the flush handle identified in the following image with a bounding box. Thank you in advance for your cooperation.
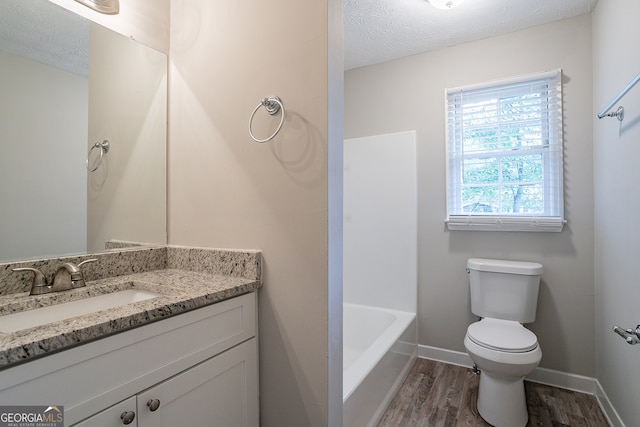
[612,325,640,345]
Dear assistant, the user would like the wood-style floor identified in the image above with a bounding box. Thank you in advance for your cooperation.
[377,358,610,427]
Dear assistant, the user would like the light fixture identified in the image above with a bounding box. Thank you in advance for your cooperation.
[74,0,120,15]
[427,0,465,9]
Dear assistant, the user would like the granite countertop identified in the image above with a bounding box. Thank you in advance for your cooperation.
[0,269,261,368]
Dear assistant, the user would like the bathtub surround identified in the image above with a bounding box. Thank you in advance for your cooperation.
[343,132,417,312]
[343,132,417,426]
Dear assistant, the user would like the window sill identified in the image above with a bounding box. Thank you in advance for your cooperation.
[446,216,565,232]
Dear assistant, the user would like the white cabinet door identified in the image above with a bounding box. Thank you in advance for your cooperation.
[72,396,137,427]
[137,338,258,427]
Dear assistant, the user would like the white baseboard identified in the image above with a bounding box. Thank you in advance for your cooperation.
[417,345,624,427]
[595,379,626,427]
[418,344,474,368]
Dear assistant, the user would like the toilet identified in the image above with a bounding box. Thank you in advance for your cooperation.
[463,258,543,427]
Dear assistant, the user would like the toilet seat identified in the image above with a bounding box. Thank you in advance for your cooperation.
[467,318,538,353]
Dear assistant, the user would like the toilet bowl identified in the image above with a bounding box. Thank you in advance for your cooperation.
[464,258,543,427]
[464,318,542,427]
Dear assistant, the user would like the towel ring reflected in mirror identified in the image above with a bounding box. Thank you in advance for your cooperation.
[86,140,110,172]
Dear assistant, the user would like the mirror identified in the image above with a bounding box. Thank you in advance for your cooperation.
[0,0,167,263]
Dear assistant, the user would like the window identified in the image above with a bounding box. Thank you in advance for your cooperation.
[445,70,564,232]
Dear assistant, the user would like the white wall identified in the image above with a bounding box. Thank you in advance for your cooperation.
[345,15,595,376]
[168,0,343,425]
[593,1,640,425]
[343,132,417,313]
[0,50,87,261]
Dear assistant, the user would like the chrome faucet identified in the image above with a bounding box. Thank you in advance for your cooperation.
[51,260,95,291]
[13,259,98,295]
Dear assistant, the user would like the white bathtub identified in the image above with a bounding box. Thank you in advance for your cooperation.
[343,303,417,427]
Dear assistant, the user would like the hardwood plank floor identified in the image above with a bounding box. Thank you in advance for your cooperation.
[377,359,610,427]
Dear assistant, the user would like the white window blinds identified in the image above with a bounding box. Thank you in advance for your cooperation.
[445,70,564,232]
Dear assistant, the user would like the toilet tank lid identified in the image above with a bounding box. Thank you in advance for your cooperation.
[467,258,543,275]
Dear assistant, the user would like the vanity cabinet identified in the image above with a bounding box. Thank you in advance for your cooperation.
[74,338,257,426]
[0,292,258,427]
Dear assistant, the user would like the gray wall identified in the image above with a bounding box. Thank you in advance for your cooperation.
[345,15,596,376]
[593,1,640,424]
[0,50,87,261]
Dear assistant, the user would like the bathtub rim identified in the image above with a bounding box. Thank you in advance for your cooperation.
[343,302,416,401]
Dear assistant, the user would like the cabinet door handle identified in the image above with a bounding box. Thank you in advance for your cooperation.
[120,411,136,425]
[147,398,161,412]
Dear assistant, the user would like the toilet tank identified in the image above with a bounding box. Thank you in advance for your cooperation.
[467,258,543,323]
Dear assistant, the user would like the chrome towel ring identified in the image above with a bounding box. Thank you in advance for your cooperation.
[86,140,110,172]
[248,96,285,143]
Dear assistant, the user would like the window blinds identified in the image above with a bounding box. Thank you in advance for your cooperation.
[445,70,564,232]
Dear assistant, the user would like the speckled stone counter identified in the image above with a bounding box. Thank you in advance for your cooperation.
[0,246,262,369]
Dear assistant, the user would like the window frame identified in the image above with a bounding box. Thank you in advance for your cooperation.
[445,70,565,232]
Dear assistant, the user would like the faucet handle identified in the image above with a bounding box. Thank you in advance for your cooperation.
[76,259,98,285]
[12,267,51,295]
[70,258,98,289]
[78,258,98,268]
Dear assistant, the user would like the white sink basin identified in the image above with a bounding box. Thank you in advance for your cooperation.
[0,289,161,333]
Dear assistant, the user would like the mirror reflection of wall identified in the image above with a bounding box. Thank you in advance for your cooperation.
[87,24,167,253]
[0,0,89,261]
[0,0,167,263]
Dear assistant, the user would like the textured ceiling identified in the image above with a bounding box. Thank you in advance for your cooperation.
[0,0,598,75]
[345,0,598,70]
[0,0,89,76]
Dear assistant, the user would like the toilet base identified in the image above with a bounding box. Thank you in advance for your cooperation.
[477,371,528,427]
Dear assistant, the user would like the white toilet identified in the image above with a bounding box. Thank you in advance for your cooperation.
[463,258,543,427]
